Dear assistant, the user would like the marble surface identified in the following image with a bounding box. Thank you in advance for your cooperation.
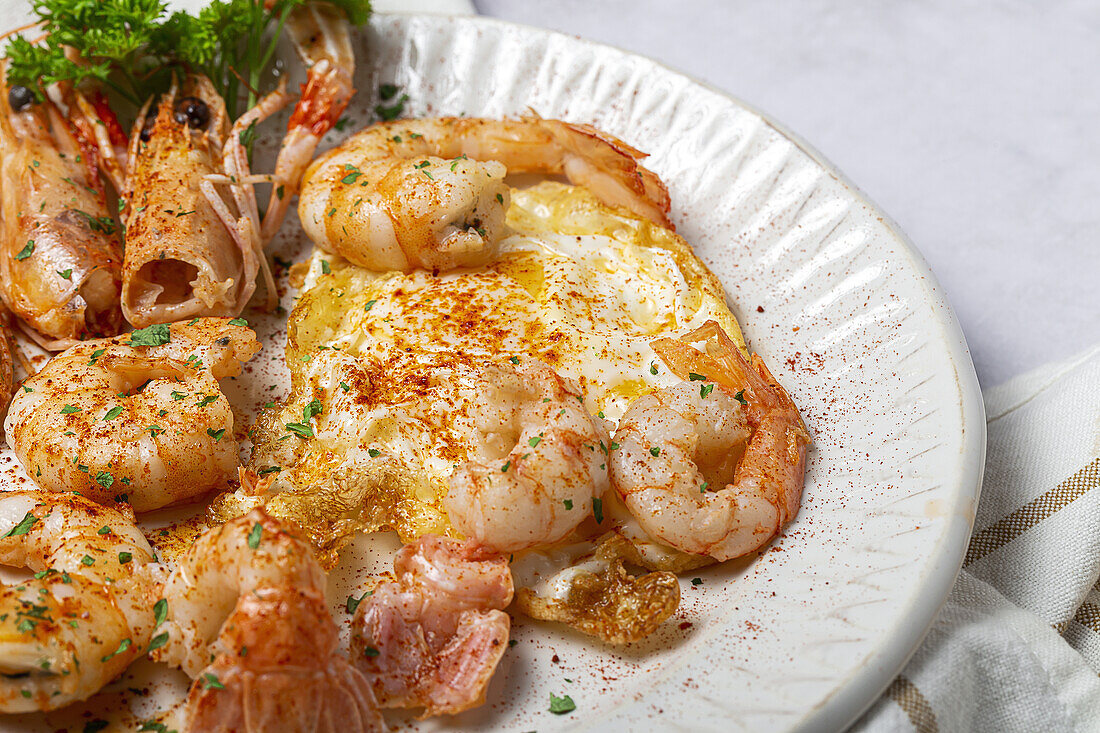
[475,0,1100,388]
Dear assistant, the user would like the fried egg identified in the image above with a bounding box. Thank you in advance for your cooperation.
[215,181,745,562]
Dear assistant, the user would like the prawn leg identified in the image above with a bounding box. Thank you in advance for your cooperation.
[262,0,357,241]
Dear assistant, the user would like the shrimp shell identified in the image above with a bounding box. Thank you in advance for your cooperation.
[184,587,385,733]
[514,533,680,644]
[351,535,513,718]
[122,76,290,326]
[156,509,384,731]
[0,77,124,343]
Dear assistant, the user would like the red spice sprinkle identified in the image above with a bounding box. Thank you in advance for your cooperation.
[756,305,765,313]
[551,654,560,663]
[679,621,693,630]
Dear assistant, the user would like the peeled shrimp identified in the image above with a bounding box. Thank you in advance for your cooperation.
[443,358,611,553]
[609,321,810,561]
[156,509,384,732]
[298,116,672,272]
[351,534,512,717]
[0,490,163,712]
[4,317,260,512]
[261,0,356,241]
[0,72,124,345]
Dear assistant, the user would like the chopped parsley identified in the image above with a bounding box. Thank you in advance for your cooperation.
[374,89,408,121]
[14,240,34,260]
[592,496,604,524]
[734,389,748,407]
[100,637,131,662]
[201,672,224,690]
[4,512,37,537]
[246,522,262,549]
[128,324,170,347]
[146,632,168,653]
[302,398,323,421]
[346,590,372,614]
[549,693,576,714]
[285,422,313,439]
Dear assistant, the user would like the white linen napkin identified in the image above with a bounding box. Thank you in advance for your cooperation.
[852,343,1100,732]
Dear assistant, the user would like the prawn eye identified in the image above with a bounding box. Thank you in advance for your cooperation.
[140,104,159,142]
[8,85,34,112]
[174,97,210,129]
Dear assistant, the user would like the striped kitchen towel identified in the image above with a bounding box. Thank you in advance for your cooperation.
[854,343,1100,733]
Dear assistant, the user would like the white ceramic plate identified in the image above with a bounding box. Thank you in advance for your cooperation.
[0,12,984,733]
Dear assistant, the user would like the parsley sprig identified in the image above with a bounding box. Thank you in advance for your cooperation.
[5,0,371,121]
